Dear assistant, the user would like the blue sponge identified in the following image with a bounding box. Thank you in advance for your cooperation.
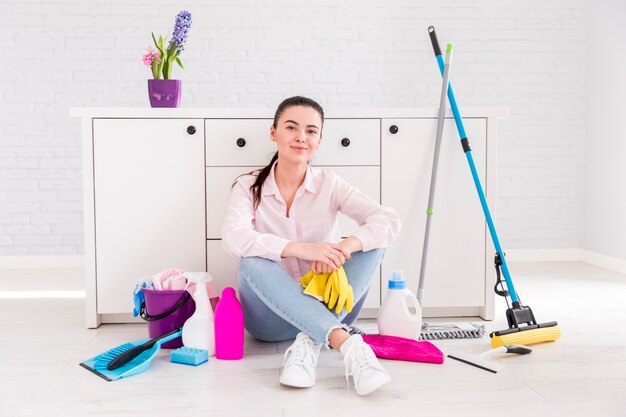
[170,347,209,366]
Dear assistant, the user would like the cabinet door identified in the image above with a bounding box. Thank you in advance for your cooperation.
[382,118,487,307]
[93,119,206,314]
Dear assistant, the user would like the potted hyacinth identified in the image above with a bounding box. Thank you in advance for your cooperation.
[143,10,192,107]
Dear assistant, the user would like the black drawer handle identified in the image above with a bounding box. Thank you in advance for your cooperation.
[187,125,196,135]
[341,138,350,147]
[389,125,399,134]
[236,138,246,148]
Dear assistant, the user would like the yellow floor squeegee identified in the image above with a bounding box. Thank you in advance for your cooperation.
[428,26,561,348]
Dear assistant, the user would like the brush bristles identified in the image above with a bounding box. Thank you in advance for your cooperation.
[420,325,486,340]
[93,343,135,370]
[421,329,485,340]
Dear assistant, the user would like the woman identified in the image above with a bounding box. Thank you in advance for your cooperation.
[222,96,401,396]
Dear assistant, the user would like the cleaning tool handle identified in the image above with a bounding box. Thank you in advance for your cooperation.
[417,42,453,304]
[504,345,532,354]
[428,26,442,57]
[107,328,182,370]
[427,26,520,304]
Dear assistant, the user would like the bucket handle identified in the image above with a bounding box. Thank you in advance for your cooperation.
[140,291,192,321]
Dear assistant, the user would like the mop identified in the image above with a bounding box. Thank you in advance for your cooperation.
[427,26,561,347]
[418,42,486,341]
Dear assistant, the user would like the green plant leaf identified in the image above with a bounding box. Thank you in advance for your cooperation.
[167,43,177,58]
[151,59,160,79]
[175,57,184,70]
[162,60,170,79]
[152,32,165,57]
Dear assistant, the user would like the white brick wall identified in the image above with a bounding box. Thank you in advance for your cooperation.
[0,0,588,255]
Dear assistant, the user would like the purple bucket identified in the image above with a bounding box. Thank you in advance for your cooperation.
[147,79,181,108]
[141,288,195,349]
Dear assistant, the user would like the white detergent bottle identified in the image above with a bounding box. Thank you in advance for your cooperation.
[377,270,422,340]
[182,272,215,356]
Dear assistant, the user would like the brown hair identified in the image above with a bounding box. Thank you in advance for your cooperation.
[234,96,324,210]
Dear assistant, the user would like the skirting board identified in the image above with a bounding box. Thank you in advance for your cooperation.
[0,255,84,270]
[507,248,626,276]
[1,250,625,276]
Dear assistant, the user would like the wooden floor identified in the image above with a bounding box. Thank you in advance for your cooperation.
[0,261,624,417]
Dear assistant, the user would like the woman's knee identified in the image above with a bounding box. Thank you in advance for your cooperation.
[352,247,384,264]
[237,256,278,285]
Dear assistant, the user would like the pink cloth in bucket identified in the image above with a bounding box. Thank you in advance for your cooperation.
[362,334,444,364]
[150,268,186,290]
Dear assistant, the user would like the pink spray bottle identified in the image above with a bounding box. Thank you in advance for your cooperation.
[214,287,244,360]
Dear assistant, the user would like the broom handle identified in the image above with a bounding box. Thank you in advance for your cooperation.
[427,26,520,304]
[417,43,453,305]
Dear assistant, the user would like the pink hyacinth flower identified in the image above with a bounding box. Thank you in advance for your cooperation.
[143,47,160,66]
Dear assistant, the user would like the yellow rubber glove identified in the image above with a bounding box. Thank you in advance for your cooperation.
[323,266,354,314]
[301,270,331,301]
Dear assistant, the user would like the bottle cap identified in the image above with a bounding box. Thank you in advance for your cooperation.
[184,272,213,283]
[388,270,406,289]
[222,287,236,298]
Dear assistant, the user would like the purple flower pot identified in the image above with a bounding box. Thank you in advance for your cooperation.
[148,79,181,108]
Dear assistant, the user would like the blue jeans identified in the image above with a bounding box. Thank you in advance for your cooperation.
[237,249,384,348]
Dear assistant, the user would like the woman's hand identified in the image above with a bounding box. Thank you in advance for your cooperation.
[283,242,351,271]
[309,237,363,273]
[310,260,334,274]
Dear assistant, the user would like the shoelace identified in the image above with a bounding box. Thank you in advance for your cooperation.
[342,340,383,387]
[283,336,318,369]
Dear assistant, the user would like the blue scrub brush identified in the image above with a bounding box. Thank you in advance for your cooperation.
[80,328,182,381]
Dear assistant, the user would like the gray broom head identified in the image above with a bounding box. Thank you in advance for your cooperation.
[348,322,486,340]
[419,322,486,340]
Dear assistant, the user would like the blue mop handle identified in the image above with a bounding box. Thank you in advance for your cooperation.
[427,26,520,304]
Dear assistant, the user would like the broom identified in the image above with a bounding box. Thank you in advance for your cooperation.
[416,42,486,340]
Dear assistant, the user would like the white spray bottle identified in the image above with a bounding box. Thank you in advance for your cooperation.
[182,272,215,356]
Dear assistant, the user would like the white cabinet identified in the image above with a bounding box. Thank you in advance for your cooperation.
[72,107,506,327]
[90,119,205,322]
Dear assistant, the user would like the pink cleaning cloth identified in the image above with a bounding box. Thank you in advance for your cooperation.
[150,268,185,290]
[362,334,444,364]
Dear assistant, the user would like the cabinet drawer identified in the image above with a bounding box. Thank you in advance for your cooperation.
[205,119,380,167]
[206,119,274,167]
[312,119,380,166]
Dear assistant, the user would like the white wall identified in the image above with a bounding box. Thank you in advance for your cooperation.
[585,0,626,260]
[0,0,588,255]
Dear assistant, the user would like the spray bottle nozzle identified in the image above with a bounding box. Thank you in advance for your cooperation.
[183,272,213,284]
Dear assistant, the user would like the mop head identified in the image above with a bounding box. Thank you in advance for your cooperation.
[490,303,561,348]
[490,325,561,348]
[420,322,486,340]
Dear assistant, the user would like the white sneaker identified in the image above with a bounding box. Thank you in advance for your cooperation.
[340,334,391,396]
[279,332,321,388]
